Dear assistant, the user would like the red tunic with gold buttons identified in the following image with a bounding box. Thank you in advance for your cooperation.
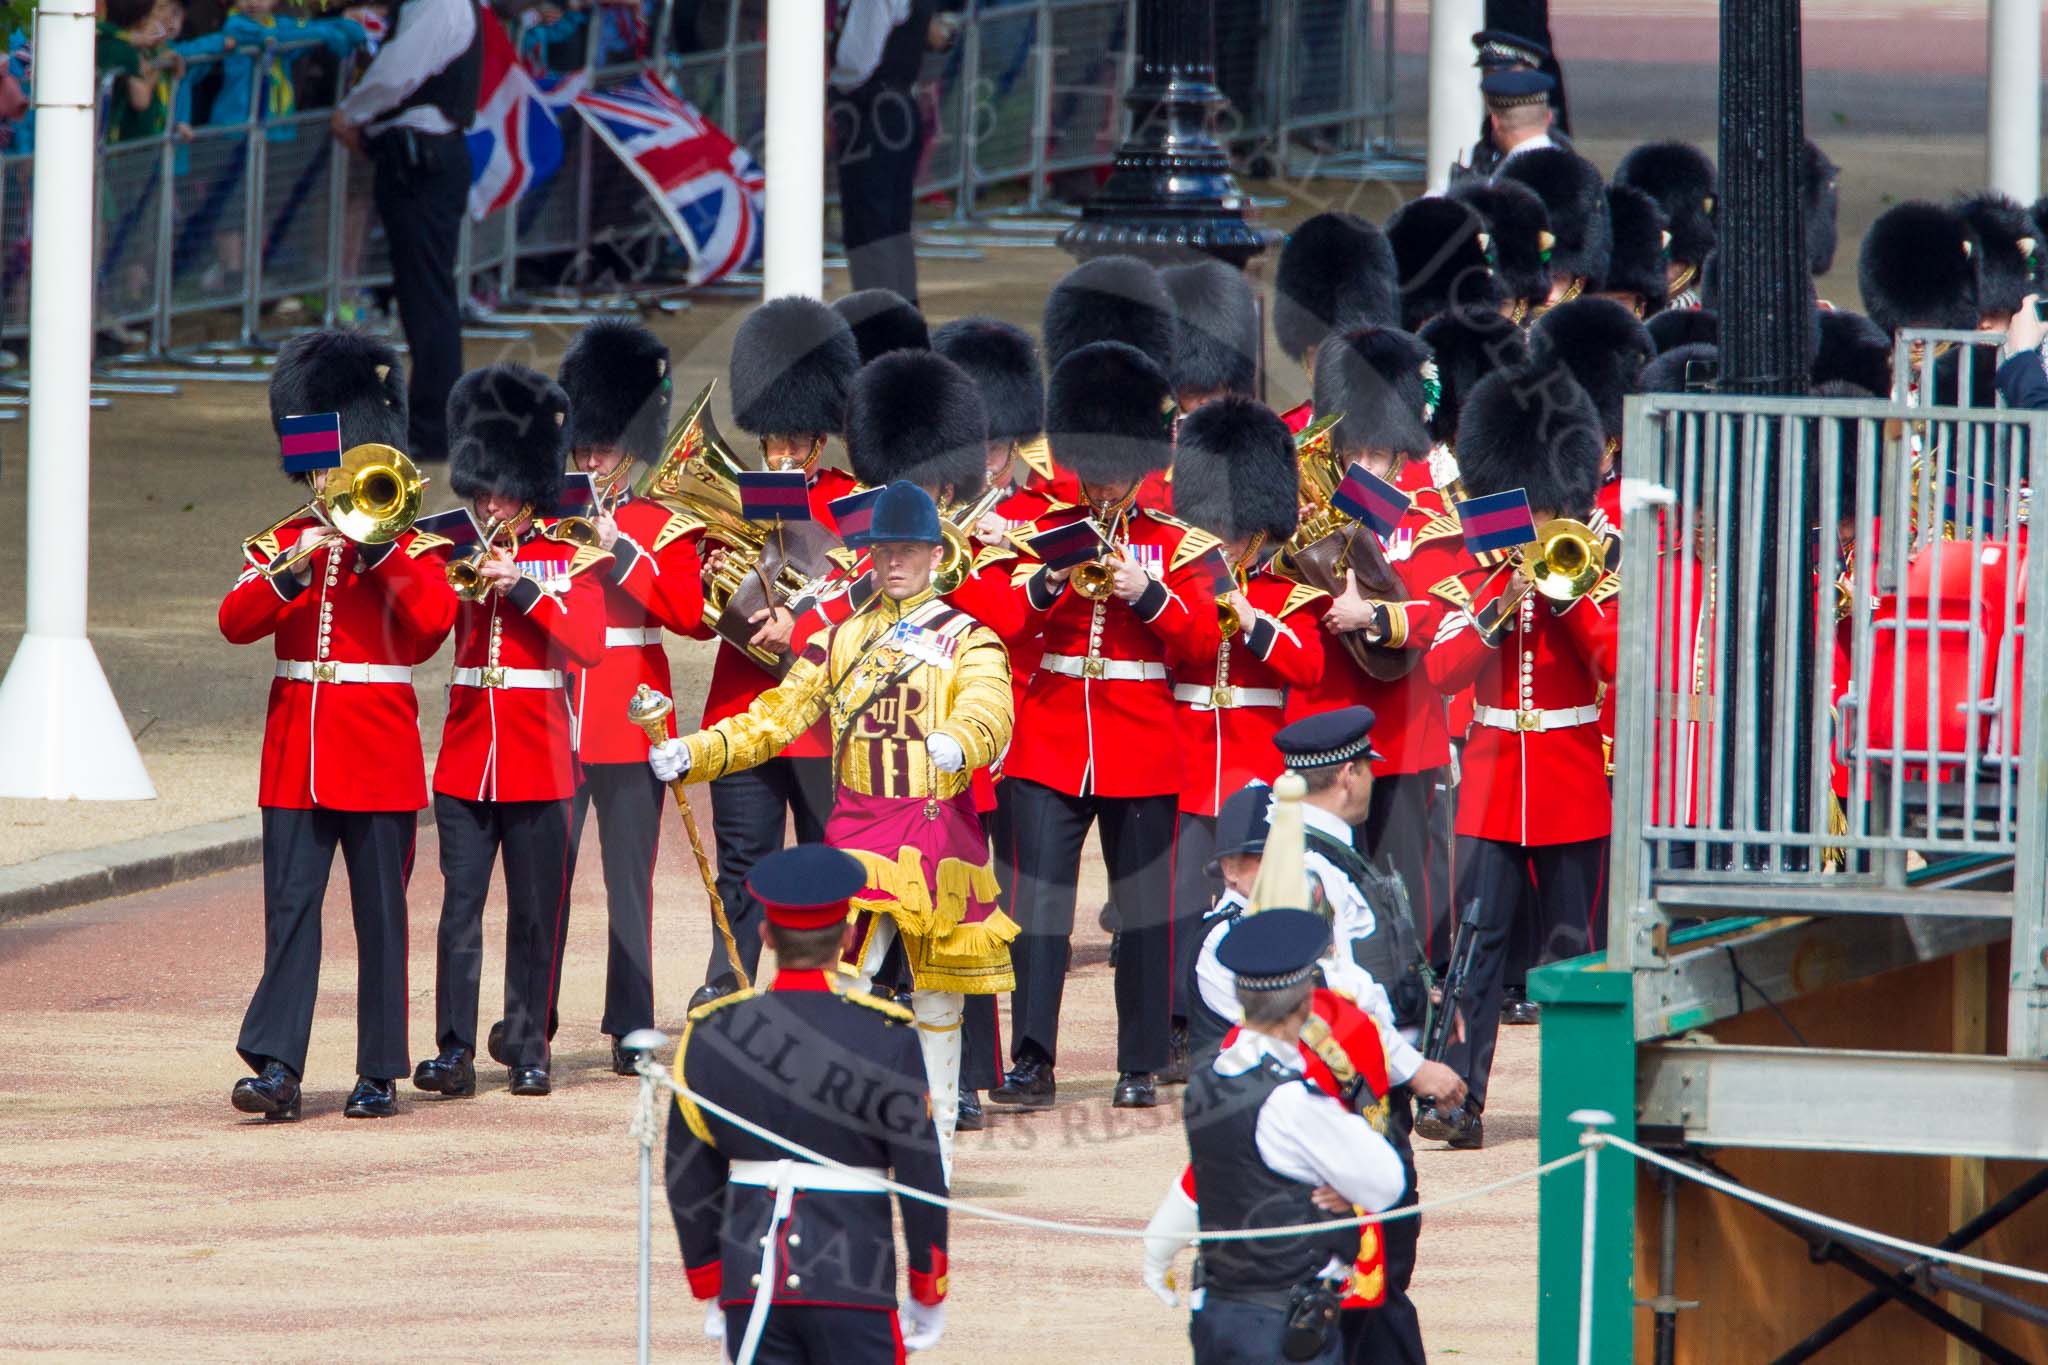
[568,492,704,764]
[220,519,457,811]
[1173,571,1327,816]
[686,466,857,758]
[432,523,612,804]
[1005,503,1223,798]
[1424,560,1620,845]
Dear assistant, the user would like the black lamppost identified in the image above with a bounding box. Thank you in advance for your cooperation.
[1058,0,1267,267]
[1715,0,1812,865]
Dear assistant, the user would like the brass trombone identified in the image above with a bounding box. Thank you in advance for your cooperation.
[1519,518,1604,602]
[243,443,424,579]
[933,482,1010,595]
[445,509,527,602]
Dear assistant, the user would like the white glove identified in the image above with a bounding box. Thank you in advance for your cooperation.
[1141,1183,1199,1309]
[703,1299,725,1342]
[1143,1261,1179,1309]
[649,738,689,782]
[926,733,966,773]
[899,1299,945,1352]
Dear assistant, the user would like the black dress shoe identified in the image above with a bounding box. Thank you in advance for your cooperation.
[610,1037,639,1076]
[230,1060,301,1122]
[486,1020,510,1067]
[1158,1024,1191,1085]
[344,1077,398,1118]
[412,1047,475,1097]
[988,1055,1056,1110]
[1504,998,1543,1026]
[1112,1072,1158,1109]
[955,1089,985,1132]
[1413,1101,1456,1143]
[509,1066,552,1097]
[688,975,741,1013]
[1429,1105,1484,1150]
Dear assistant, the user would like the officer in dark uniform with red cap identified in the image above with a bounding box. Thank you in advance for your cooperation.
[222,330,455,1122]
[666,844,950,1361]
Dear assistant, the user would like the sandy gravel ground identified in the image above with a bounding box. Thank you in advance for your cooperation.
[0,820,1542,1362]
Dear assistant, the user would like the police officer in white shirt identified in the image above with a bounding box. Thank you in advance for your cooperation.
[1172,908,1408,1364]
[329,0,482,461]
[829,0,955,303]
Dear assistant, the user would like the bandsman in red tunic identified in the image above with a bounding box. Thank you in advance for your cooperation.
[1417,357,1619,1150]
[992,340,1222,1112]
[411,364,611,1100]
[688,298,863,998]
[1164,398,1328,1064]
[1041,255,1180,511]
[540,319,704,1074]
[1272,211,1403,408]
[221,331,454,1123]
[1161,257,1261,415]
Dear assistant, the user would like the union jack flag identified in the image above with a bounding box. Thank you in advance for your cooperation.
[465,11,585,220]
[574,72,764,286]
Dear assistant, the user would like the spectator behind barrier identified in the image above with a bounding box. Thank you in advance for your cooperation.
[1995,294,2048,410]
[173,0,365,137]
[99,0,184,143]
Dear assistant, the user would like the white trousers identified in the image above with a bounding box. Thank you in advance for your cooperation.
[853,914,963,1184]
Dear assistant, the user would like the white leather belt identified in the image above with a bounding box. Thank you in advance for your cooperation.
[1040,653,1169,682]
[1474,702,1603,733]
[275,660,413,685]
[606,626,662,647]
[1172,682,1285,710]
[450,666,566,690]
[728,1159,889,1193]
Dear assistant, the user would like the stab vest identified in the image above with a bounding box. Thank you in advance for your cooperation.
[837,0,934,99]
[382,0,484,128]
[1305,828,1429,1030]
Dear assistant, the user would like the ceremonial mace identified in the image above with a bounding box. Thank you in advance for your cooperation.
[628,685,750,989]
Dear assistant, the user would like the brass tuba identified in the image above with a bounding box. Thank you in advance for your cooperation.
[933,482,1010,595]
[244,443,424,578]
[636,379,842,675]
[445,510,525,602]
[1520,518,1603,601]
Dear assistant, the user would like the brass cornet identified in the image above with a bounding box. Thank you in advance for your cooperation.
[445,509,527,602]
[244,443,424,579]
[1520,518,1603,602]
[1071,555,1121,600]
[551,515,602,548]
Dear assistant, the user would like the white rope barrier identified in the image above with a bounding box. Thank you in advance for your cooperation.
[637,1059,1588,1241]
[1601,1132,2048,1290]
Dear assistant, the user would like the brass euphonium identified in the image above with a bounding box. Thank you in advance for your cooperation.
[933,482,1009,595]
[1521,518,1604,601]
[445,510,525,602]
[243,443,424,578]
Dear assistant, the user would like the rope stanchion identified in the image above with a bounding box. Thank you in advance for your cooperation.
[633,1057,1589,1242]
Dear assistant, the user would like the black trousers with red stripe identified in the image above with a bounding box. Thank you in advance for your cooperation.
[1170,810,1220,1024]
[432,794,574,1071]
[563,761,666,1039]
[1444,834,1608,1111]
[1361,768,1452,966]
[238,807,415,1082]
[1007,780,1175,1074]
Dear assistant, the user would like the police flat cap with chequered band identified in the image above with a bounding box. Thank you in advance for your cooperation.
[1217,908,1332,990]
[1273,705,1385,767]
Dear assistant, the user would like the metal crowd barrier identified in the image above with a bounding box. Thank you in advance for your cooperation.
[1609,390,2048,935]
[18,0,1403,379]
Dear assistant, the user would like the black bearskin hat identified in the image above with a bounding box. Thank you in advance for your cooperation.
[1614,140,1716,268]
[729,296,861,437]
[1811,309,1893,397]
[1312,325,1433,462]
[1386,194,1499,331]
[833,288,930,365]
[1641,342,1720,395]
[1647,307,1719,354]
[932,316,1043,443]
[1170,397,1300,543]
[1955,192,2040,320]
[268,330,407,478]
[1045,341,1174,483]
[1499,148,1611,286]
[1804,141,1841,276]
[558,318,670,463]
[1161,258,1259,399]
[1272,212,1401,364]
[1418,309,1527,448]
[1456,355,1605,516]
[1600,184,1669,311]
[1043,254,1175,372]
[1446,177,1554,309]
[448,364,570,516]
[1858,200,1981,335]
[845,350,990,501]
[1528,297,1654,443]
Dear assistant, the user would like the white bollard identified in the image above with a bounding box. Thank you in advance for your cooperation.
[762,0,825,301]
[1570,1108,1616,1365]
[1987,0,2042,204]
[624,1028,672,1365]
[0,0,155,801]
[1425,0,1484,192]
